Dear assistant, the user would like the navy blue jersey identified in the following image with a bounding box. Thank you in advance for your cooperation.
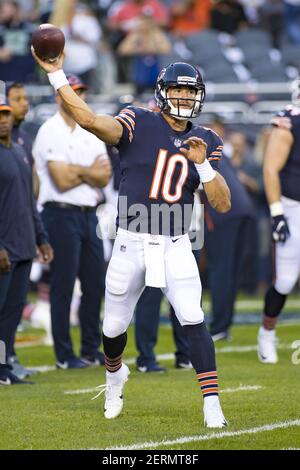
[0,142,48,261]
[271,105,300,202]
[115,106,223,236]
[12,124,34,167]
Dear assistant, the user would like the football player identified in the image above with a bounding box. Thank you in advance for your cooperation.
[32,49,231,428]
[258,80,300,363]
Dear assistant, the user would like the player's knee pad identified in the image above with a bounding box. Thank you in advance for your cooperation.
[174,284,204,325]
[103,315,129,338]
[179,305,204,325]
[105,257,135,300]
[168,250,203,324]
[264,285,287,318]
[275,273,297,296]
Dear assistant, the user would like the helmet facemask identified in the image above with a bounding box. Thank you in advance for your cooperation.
[155,63,206,120]
[161,86,205,120]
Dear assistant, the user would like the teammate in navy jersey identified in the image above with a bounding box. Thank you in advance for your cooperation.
[258,93,300,364]
[32,49,231,428]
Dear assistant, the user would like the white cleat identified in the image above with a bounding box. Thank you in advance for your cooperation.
[104,364,130,419]
[203,396,228,429]
[258,326,278,364]
[92,364,130,419]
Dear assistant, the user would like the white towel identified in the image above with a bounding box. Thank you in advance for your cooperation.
[144,234,166,288]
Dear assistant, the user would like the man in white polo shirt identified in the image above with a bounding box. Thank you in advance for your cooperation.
[33,75,111,369]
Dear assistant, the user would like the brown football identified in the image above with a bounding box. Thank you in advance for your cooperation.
[32,24,65,61]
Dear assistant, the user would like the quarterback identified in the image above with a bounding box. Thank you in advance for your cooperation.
[32,48,231,428]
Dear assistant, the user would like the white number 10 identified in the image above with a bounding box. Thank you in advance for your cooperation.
[149,149,189,203]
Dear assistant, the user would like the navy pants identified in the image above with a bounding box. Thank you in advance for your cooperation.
[205,217,248,335]
[42,207,105,362]
[0,260,32,360]
[135,287,190,367]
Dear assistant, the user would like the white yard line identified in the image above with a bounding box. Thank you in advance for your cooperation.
[29,365,55,373]
[94,419,300,451]
[221,385,262,394]
[15,340,44,348]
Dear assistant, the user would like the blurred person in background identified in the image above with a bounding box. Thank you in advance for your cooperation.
[228,131,262,293]
[107,0,169,33]
[0,0,36,82]
[16,0,40,22]
[117,12,171,95]
[239,0,264,25]
[259,0,284,52]
[252,126,273,294]
[210,0,248,34]
[203,117,254,341]
[170,0,212,37]
[107,0,169,82]
[50,0,102,90]
[5,81,42,375]
[284,0,300,44]
[258,89,300,363]
[0,91,53,385]
[6,81,33,167]
[33,74,111,369]
[169,0,212,60]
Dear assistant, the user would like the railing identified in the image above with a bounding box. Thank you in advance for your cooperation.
[24,82,294,126]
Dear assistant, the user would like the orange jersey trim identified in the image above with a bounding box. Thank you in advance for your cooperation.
[115,116,133,142]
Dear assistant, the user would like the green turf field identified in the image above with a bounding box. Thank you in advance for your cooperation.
[1,316,300,450]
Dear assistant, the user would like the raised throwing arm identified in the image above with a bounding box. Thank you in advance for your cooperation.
[31,48,123,146]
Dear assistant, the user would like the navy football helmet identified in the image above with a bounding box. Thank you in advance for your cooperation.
[155,62,205,120]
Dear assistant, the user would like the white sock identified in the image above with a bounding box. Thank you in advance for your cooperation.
[106,363,125,383]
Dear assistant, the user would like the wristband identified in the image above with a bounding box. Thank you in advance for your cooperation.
[270,201,284,217]
[195,159,216,183]
[47,69,69,91]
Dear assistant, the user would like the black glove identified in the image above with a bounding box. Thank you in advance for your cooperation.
[272,215,290,243]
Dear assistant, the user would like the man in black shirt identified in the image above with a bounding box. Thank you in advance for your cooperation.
[0,97,53,385]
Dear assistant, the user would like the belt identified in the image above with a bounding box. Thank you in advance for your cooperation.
[44,201,98,213]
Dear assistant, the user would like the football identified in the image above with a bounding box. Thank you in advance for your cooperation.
[31,24,65,62]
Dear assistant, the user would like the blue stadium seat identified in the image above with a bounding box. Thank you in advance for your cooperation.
[250,60,288,82]
[235,29,272,48]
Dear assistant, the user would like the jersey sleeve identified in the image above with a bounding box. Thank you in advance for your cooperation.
[270,108,293,131]
[206,131,224,171]
[114,106,137,146]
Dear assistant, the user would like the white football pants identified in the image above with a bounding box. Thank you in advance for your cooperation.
[103,229,204,338]
[274,196,300,295]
